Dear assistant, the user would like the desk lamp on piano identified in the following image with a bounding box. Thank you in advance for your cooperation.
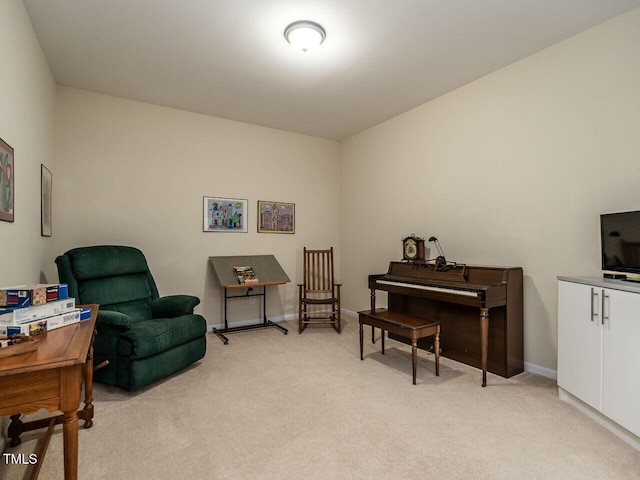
[368,235,524,386]
[402,235,456,271]
[428,236,448,271]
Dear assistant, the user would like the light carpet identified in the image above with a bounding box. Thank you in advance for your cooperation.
[2,315,640,479]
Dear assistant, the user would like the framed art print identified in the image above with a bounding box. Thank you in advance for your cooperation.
[258,201,295,234]
[0,137,14,222]
[203,197,248,232]
[41,164,52,236]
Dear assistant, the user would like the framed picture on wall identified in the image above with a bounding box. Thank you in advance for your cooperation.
[203,196,248,232]
[257,200,295,234]
[41,164,52,237]
[0,137,14,223]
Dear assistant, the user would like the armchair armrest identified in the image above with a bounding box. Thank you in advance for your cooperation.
[97,310,133,330]
[151,295,201,318]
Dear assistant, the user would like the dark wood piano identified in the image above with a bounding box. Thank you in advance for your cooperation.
[366,261,523,386]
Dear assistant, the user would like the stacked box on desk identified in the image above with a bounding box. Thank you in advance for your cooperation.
[1,319,48,337]
[0,283,68,307]
[0,298,76,324]
[0,288,32,308]
[45,309,81,330]
[0,309,83,336]
[33,283,69,304]
[79,307,92,321]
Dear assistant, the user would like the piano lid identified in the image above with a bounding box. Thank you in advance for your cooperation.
[387,261,467,283]
[385,261,516,286]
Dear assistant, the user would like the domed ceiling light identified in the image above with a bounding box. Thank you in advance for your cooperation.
[284,20,326,53]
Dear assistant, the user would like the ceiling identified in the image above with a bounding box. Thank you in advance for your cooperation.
[23,0,640,141]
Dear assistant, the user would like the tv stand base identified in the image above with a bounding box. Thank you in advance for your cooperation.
[603,273,627,280]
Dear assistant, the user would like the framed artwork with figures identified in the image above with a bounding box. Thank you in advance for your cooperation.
[0,137,14,223]
[257,201,295,234]
[41,164,52,236]
[203,197,248,233]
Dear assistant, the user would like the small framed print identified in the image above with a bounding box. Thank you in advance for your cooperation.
[0,137,14,223]
[41,164,52,237]
[258,201,295,234]
[203,197,248,232]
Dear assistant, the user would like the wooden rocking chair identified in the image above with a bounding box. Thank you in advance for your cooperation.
[298,247,342,333]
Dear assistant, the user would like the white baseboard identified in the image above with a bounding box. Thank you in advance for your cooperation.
[341,308,358,318]
[524,362,557,380]
[558,387,640,451]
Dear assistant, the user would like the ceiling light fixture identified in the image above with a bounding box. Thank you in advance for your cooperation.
[284,20,326,53]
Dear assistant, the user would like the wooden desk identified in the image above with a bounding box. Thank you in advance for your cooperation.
[0,304,98,480]
[209,256,290,344]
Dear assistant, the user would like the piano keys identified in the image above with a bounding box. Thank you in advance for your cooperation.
[367,261,523,386]
[375,279,480,298]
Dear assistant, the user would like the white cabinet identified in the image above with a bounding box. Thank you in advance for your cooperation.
[557,281,603,410]
[558,277,640,439]
[601,288,640,436]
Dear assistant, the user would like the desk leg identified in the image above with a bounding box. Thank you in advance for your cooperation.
[213,286,287,344]
[8,414,23,447]
[480,308,489,387]
[213,288,231,344]
[263,288,288,335]
[359,323,364,360]
[60,365,82,480]
[61,410,79,480]
[81,345,95,428]
[212,327,229,344]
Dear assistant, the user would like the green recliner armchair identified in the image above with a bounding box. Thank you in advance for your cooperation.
[56,245,207,391]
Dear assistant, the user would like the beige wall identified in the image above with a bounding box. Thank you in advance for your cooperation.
[0,0,56,286]
[0,0,57,453]
[340,8,640,375]
[53,88,341,326]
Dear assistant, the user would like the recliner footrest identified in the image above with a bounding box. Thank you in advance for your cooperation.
[119,314,207,359]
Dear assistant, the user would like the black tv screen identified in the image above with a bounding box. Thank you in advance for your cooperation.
[601,210,640,274]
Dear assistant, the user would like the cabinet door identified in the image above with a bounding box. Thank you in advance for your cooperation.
[602,288,640,437]
[557,281,603,410]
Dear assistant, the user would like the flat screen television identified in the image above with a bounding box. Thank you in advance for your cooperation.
[601,210,640,277]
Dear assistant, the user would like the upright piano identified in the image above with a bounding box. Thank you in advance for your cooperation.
[367,261,523,386]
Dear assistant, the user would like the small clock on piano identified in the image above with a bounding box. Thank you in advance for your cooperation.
[402,235,425,263]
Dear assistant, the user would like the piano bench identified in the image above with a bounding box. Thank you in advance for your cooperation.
[358,309,440,385]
